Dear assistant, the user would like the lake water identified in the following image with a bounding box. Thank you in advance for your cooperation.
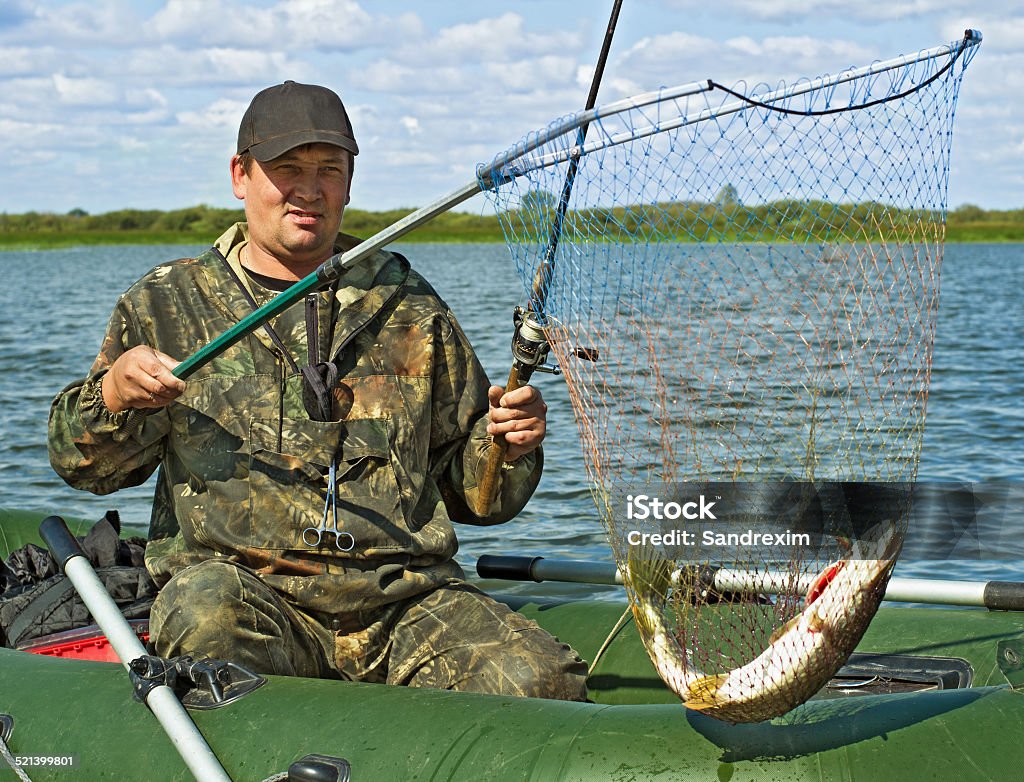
[0,241,1021,600]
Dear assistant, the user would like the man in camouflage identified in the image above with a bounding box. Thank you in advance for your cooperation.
[48,82,587,699]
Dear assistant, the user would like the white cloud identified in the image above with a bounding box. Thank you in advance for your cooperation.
[116,136,149,152]
[483,55,577,94]
[123,46,308,87]
[399,12,581,67]
[0,1,1017,212]
[150,0,415,51]
[0,46,63,77]
[617,31,877,91]
[176,98,250,132]
[731,0,950,22]
[660,0,990,23]
[52,74,120,106]
[0,117,61,145]
[0,1,142,46]
[399,116,421,135]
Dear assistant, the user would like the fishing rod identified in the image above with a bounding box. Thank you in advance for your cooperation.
[476,554,1024,610]
[474,0,623,515]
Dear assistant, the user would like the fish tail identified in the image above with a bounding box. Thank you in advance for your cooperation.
[625,551,673,599]
[624,551,674,643]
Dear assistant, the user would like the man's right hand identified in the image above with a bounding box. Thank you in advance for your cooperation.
[101,346,186,413]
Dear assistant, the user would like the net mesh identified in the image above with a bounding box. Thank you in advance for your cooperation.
[479,33,980,722]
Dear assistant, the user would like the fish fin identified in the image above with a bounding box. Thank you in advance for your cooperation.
[626,553,673,639]
[805,560,845,605]
[684,673,730,710]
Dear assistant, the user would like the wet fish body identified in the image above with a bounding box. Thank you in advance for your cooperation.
[626,532,897,723]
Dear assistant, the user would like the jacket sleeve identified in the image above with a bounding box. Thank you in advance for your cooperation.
[48,296,171,495]
[429,308,542,525]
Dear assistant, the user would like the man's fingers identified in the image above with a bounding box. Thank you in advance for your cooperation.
[501,430,532,445]
[128,364,178,396]
[489,405,532,423]
[488,416,537,433]
[155,350,183,374]
[487,383,546,461]
[488,416,545,441]
[496,385,542,408]
[152,365,186,394]
[103,346,186,411]
[135,349,185,394]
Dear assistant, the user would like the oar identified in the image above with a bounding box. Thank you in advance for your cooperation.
[39,517,233,782]
[475,0,625,514]
[476,554,1024,610]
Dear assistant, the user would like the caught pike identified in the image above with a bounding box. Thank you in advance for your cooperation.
[627,530,898,723]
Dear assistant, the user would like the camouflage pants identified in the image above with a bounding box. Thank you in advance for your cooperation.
[149,560,588,701]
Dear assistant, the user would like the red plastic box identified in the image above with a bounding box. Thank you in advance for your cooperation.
[17,621,149,663]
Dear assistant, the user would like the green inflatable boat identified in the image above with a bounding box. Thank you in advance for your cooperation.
[2,507,1022,782]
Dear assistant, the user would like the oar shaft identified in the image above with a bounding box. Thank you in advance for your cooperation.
[476,555,1024,610]
[39,517,233,782]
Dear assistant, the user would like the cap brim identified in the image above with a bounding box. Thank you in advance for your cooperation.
[247,129,359,161]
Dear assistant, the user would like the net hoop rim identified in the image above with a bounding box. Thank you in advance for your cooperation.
[478,30,982,183]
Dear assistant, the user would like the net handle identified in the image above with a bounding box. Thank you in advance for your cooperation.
[172,180,481,379]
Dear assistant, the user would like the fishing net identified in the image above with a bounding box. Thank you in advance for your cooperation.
[479,31,981,722]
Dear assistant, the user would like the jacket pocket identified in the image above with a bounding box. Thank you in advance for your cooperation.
[247,416,404,554]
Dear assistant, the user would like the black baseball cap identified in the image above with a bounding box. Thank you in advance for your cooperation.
[237,81,359,162]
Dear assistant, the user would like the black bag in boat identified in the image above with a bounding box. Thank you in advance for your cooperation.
[0,511,157,648]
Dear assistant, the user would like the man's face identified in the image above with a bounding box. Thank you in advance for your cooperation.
[231,143,352,270]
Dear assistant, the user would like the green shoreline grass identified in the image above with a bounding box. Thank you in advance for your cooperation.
[2,207,1022,250]
[0,226,507,250]
[3,225,1022,250]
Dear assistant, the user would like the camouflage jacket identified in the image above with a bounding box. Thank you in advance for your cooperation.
[49,224,541,614]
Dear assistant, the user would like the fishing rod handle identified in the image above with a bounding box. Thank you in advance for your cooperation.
[474,364,525,517]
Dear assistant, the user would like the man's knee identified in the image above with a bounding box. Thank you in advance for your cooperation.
[149,560,323,677]
[497,640,589,701]
[391,585,590,700]
[150,559,251,653]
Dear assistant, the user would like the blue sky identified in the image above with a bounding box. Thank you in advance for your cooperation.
[0,0,1018,215]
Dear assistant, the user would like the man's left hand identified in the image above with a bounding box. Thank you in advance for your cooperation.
[487,384,547,462]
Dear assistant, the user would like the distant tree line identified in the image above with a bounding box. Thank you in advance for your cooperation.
[0,205,246,235]
[0,204,503,245]
[0,199,1020,246]
[510,191,1024,243]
